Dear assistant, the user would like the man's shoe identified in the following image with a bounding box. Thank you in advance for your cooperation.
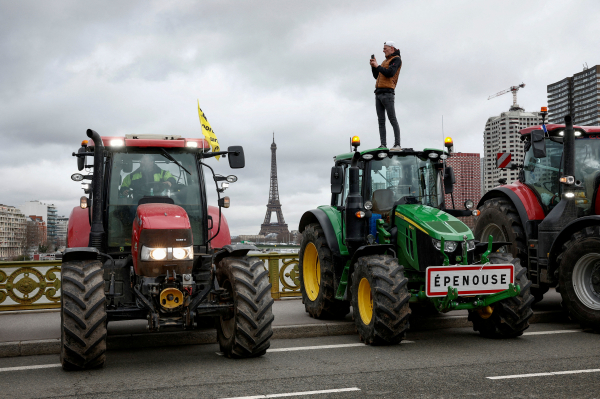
[390,145,402,151]
[378,145,387,149]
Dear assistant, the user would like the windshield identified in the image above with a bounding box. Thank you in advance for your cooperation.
[574,138,600,214]
[369,155,442,208]
[524,137,600,214]
[107,151,204,248]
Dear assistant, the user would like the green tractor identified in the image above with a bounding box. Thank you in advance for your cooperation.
[298,136,534,344]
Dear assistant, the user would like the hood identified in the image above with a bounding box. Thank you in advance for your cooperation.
[394,204,474,241]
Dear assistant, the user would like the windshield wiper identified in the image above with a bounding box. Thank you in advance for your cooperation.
[160,148,191,175]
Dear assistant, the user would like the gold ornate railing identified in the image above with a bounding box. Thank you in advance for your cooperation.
[0,261,62,311]
[249,253,301,299]
[0,254,300,310]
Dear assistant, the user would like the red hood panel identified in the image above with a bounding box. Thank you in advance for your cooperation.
[136,203,191,230]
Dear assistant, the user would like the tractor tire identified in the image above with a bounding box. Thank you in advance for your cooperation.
[468,253,534,338]
[351,255,411,345]
[299,223,350,319]
[557,226,600,332]
[60,259,107,371]
[475,197,549,302]
[216,256,274,358]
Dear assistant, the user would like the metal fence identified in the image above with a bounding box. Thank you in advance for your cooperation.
[0,261,62,311]
[0,254,300,311]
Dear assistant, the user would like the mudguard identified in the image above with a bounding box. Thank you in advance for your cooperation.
[299,208,345,256]
[214,243,257,265]
[477,183,545,240]
[62,247,99,263]
[349,244,395,273]
[547,215,600,280]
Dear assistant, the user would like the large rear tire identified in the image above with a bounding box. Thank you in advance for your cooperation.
[468,253,534,338]
[216,256,274,358]
[299,223,350,319]
[60,260,107,371]
[557,226,600,331]
[351,255,411,345]
[475,197,548,302]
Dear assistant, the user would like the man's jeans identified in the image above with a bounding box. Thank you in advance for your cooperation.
[375,93,400,147]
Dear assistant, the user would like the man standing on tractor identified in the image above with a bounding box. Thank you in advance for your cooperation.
[120,154,177,198]
[370,41,402,151]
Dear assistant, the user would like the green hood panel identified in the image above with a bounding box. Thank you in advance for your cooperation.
[394,204,474,241]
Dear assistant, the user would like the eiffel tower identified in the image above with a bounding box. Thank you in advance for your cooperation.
[259,134,290,238]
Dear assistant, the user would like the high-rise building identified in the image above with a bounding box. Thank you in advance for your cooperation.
[444,153,481,229]
[483,109,542,192]
[0,205,26,259]
[18,201,58,246]
[56,216,69,248]
[547,65,600,125]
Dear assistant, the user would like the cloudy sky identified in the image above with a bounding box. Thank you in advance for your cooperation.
[1,0,598,235]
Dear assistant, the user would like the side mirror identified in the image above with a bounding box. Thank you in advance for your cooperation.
[77,146,86,171]
[331,166,343,194]
[444,166,455,194]
[531,130,546,158]
[227,146,245,169]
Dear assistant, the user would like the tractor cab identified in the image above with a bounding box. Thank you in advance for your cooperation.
[520,123,600,215]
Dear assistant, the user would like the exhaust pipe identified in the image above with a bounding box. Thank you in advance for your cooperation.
[87,129,105,250]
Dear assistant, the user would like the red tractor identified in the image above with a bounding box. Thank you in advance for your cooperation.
[475,111,600,331]
[61,130,273,370]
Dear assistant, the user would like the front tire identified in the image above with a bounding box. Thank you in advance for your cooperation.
[468,253,534,338]
[557,226,600,331]
[216,256,274,358]
[60,260,107,371]
[475,197,548,302]
[299,223,350,319]
[351,255,411,345]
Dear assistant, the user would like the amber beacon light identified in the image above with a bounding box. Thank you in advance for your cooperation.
[444,137,453,148]
[351,136,361,148]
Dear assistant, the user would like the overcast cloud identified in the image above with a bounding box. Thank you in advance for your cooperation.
[1,0,598,235]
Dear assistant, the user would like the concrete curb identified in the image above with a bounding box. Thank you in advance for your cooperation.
[0,310,570,358]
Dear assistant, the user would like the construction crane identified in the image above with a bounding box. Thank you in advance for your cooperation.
[488,83,526,111]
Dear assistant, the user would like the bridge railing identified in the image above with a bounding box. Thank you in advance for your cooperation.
[0,261,62,311]
[0,254,300,311]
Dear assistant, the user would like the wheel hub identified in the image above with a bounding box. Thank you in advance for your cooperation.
[572,253,600,310]
[303,242,321,301]
[358,278,373,325]
[480,224,508,253]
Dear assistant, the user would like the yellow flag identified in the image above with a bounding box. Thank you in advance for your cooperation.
[197,100,220,160]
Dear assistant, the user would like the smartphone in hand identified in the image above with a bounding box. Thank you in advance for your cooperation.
[371,54,374,59]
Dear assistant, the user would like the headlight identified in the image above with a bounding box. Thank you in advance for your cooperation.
[173,246,193,260]
[377,152,388,159]
[142,247,166,260]
[464,200,474,210]
[467,240,475,251]
[362,154,373,160]
[431,239,458,252]
[364,201,373,210]
[141,246,193,261]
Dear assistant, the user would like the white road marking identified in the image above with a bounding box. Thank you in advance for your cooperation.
[219,387,360,399]
[523,329,582,336]
[488,368,600,380]
[0,364,61,372]
[216,341,415,355]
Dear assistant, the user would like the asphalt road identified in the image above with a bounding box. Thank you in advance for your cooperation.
[0,322,598,399]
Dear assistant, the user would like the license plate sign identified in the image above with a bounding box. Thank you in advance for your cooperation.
[426,265,514,297]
